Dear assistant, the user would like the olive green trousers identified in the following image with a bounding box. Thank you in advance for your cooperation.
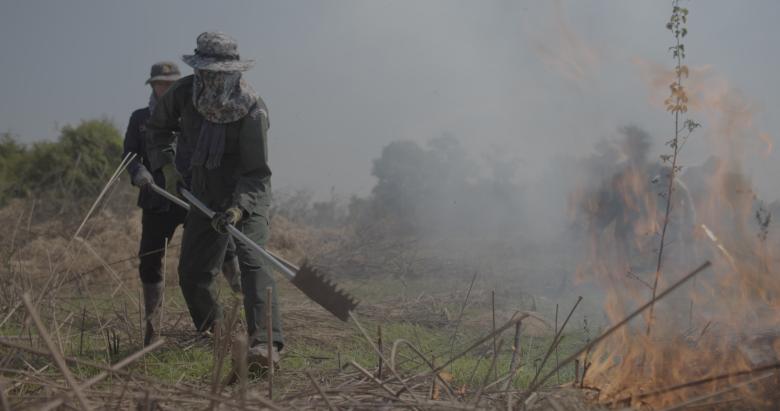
[177,211,283,348]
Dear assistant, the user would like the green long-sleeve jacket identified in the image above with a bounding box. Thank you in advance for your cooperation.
[145,75,272,215]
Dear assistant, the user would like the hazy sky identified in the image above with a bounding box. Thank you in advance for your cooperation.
[1,0,779,199]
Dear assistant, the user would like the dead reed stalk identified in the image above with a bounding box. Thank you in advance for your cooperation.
[210,297,241,410]
[448,271,477,367]
[267,286,274,399]
[349,360,400,398]
[73,152,135,240]
[554,303,560,384]
[233,334,248,409]
[618,361,780,405]
[429,314,529,377]
[471,339,504,406]
[389,339,456,400]
[491,290,498,381]
[306,371,336,411]
[526,296,582,390]
[21,293,92,410]
[348,312,419,402]
[0,382,8,411]
[0,338,282,410]
[501,316,524,392]
[659,371,776,411]
[37,338,165,410]
[377,324,383,379]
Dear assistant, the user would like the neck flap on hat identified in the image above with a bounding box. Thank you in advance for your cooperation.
[193,70,257,124]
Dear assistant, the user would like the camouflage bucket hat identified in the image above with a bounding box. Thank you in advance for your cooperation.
[182,32,255,72]
[146,61,181,84]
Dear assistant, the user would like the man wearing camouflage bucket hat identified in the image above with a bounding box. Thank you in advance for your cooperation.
[146,32,283,369]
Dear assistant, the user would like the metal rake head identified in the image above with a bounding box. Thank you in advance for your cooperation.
[290,261,358,322]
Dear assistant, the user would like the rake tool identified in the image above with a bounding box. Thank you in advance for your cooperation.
[149,183,358,321]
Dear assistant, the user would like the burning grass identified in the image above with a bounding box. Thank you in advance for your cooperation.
[0,195,601,409]
[2,154,777,410]
[571,128,780,409]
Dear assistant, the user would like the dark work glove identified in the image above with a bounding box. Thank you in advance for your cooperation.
[131,166,154,188]
[161,163,184,197]
[211,207,243,234]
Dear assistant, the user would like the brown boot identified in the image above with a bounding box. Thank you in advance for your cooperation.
[247,343,280,376]
[142,282,164,346]
[223,342,280,384]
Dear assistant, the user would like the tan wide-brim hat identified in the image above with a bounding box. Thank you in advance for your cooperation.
[182,31,255,72]
[146,61,181,84]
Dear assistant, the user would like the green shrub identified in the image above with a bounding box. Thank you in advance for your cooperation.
[0,133,26,203]
[0,119,124,213]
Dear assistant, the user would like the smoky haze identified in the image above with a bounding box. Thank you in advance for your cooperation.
[1,0,779,239]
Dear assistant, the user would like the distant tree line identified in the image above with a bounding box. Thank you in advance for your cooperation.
[1,119,526,237]
[276,134,527,239]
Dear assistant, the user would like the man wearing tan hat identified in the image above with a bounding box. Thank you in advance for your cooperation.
[125,61,243,346]
[123,61,186,346]
[146,32,283,369]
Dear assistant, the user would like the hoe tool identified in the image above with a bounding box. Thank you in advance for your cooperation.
[150,183,358,321]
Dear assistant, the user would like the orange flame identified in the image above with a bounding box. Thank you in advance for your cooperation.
[759,131,773,157]
[573,63,779,408]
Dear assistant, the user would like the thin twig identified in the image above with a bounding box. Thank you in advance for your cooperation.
[78,307,86,356]
[0,380,10,411]
[377,324,384,379]
[0,301,22,329]
[471,340,504,406]
[161,237,167,329]
[619,361,780,404]
[491,290,497,381]
[430,314,529,377]
[73,152,135,239]
[349,360,401,398]
[526,296,582,390]
[0,336,282,410]
[658,372,775,411]
[306,371,336,411]
[448,271,478,369]
[348,312,419,402]
[267,287,275,399]
[390,339,456,400]
[501,318,524,391]
[648,3,695,336]
[21,293,92,411]
[37,339,165,410]
[233,334,248,410]
[74,236,137,304]
[210,297,241,409]
[554,303,560,384]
